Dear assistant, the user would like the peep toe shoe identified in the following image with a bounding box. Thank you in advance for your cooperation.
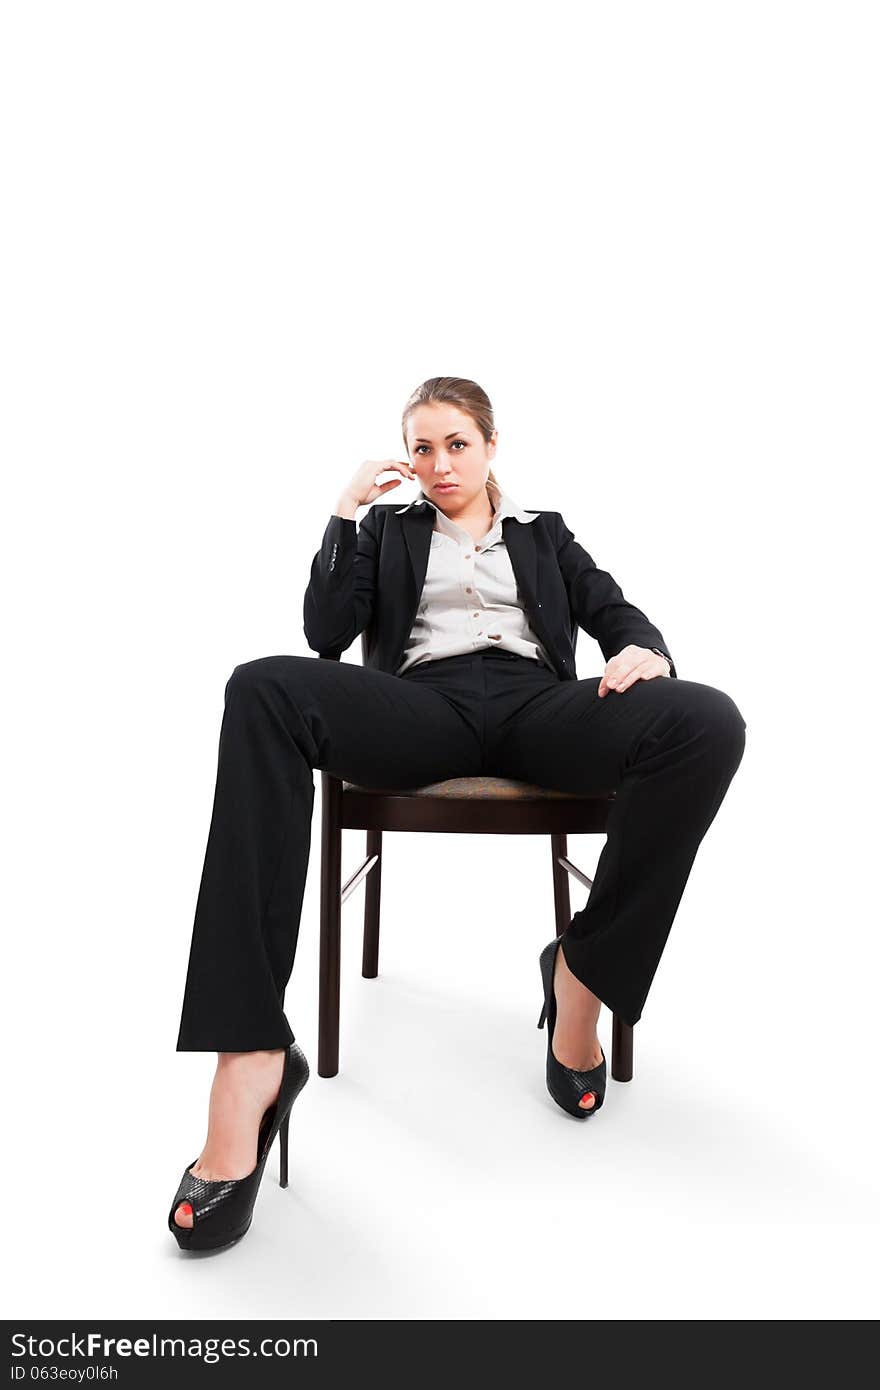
[168,1041,310,1252]
[538,937,607,1120]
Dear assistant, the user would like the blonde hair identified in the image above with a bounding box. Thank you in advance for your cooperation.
[402,376,500,493]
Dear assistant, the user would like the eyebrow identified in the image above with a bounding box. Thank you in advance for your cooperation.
[413,432,467,442]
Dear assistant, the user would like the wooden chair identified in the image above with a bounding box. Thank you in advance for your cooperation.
[316,647,634,1084]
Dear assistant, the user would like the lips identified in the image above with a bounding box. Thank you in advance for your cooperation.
[435,484,457,491]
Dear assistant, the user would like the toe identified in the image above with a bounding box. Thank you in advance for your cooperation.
[579,1092,595,1109]
[175,1201,194,1229]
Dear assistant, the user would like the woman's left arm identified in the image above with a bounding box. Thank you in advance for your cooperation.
[550,512,677,694]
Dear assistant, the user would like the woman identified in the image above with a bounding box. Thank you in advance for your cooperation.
[169,376,746,1252]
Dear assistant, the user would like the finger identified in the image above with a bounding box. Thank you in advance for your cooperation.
[613,658,654,692]
[622,654,670,688]
[599,669,626,696]
[603,669,629,692]
[376,460,414,480]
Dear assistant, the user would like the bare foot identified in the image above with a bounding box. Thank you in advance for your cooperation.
[174,1049,286,1230]
[551,945,604,1110]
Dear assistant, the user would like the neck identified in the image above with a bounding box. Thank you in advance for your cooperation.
[438,488,495,530]
[436,494,494,542]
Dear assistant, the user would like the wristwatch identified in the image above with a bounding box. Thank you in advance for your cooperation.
[650,647,673,674]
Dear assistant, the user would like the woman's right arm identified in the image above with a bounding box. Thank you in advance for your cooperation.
[302,459,415,657]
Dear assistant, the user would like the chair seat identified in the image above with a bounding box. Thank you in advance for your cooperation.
[342,775,611,801]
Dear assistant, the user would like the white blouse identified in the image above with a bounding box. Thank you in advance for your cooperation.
[394,479,553,674]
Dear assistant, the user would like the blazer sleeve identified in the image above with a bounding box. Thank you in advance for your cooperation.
[302,508,379,657]
[551,512,678,678]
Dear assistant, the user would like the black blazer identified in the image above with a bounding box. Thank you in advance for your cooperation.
[303,503,677,682]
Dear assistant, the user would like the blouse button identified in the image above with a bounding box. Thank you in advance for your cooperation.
[465,587,472,594]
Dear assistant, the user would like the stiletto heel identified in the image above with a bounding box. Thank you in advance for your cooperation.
[279,1112,290,1189]
[538,936,606,1120]
[168,1041,309,1252]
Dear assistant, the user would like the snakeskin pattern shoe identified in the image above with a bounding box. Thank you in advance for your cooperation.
[538,937,606,1120]
[168,1041,310,1252]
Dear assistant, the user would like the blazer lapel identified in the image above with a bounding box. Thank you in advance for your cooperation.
[501,515,537,608]
[504,516,558,653]
[401,505,435,602]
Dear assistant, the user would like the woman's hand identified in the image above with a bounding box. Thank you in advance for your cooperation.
[338,459,417,511]
[598,645,671,697]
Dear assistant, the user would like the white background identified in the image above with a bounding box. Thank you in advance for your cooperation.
[3,0,877,1320]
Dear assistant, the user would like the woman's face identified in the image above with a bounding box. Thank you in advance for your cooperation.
[404,403,497,516]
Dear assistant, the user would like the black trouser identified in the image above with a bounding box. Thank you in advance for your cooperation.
[175,649,746,1050]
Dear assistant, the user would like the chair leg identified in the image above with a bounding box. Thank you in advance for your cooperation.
[362,828,382,978]
[318,773,342,1078]
[612,1015,634,1082]
[550,832,570,935]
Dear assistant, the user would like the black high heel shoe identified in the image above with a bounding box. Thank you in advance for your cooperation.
[538,937,606,1120]
[168,1041,310,1252]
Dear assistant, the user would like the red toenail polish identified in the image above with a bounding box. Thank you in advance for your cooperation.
[581,1093,593,1104]
[180,1202,193,1215]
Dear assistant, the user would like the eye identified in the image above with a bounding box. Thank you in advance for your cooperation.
[412,440,469,454]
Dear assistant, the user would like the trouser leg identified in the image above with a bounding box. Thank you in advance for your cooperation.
[176,654,483,1051]
[488,672,747,1026]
